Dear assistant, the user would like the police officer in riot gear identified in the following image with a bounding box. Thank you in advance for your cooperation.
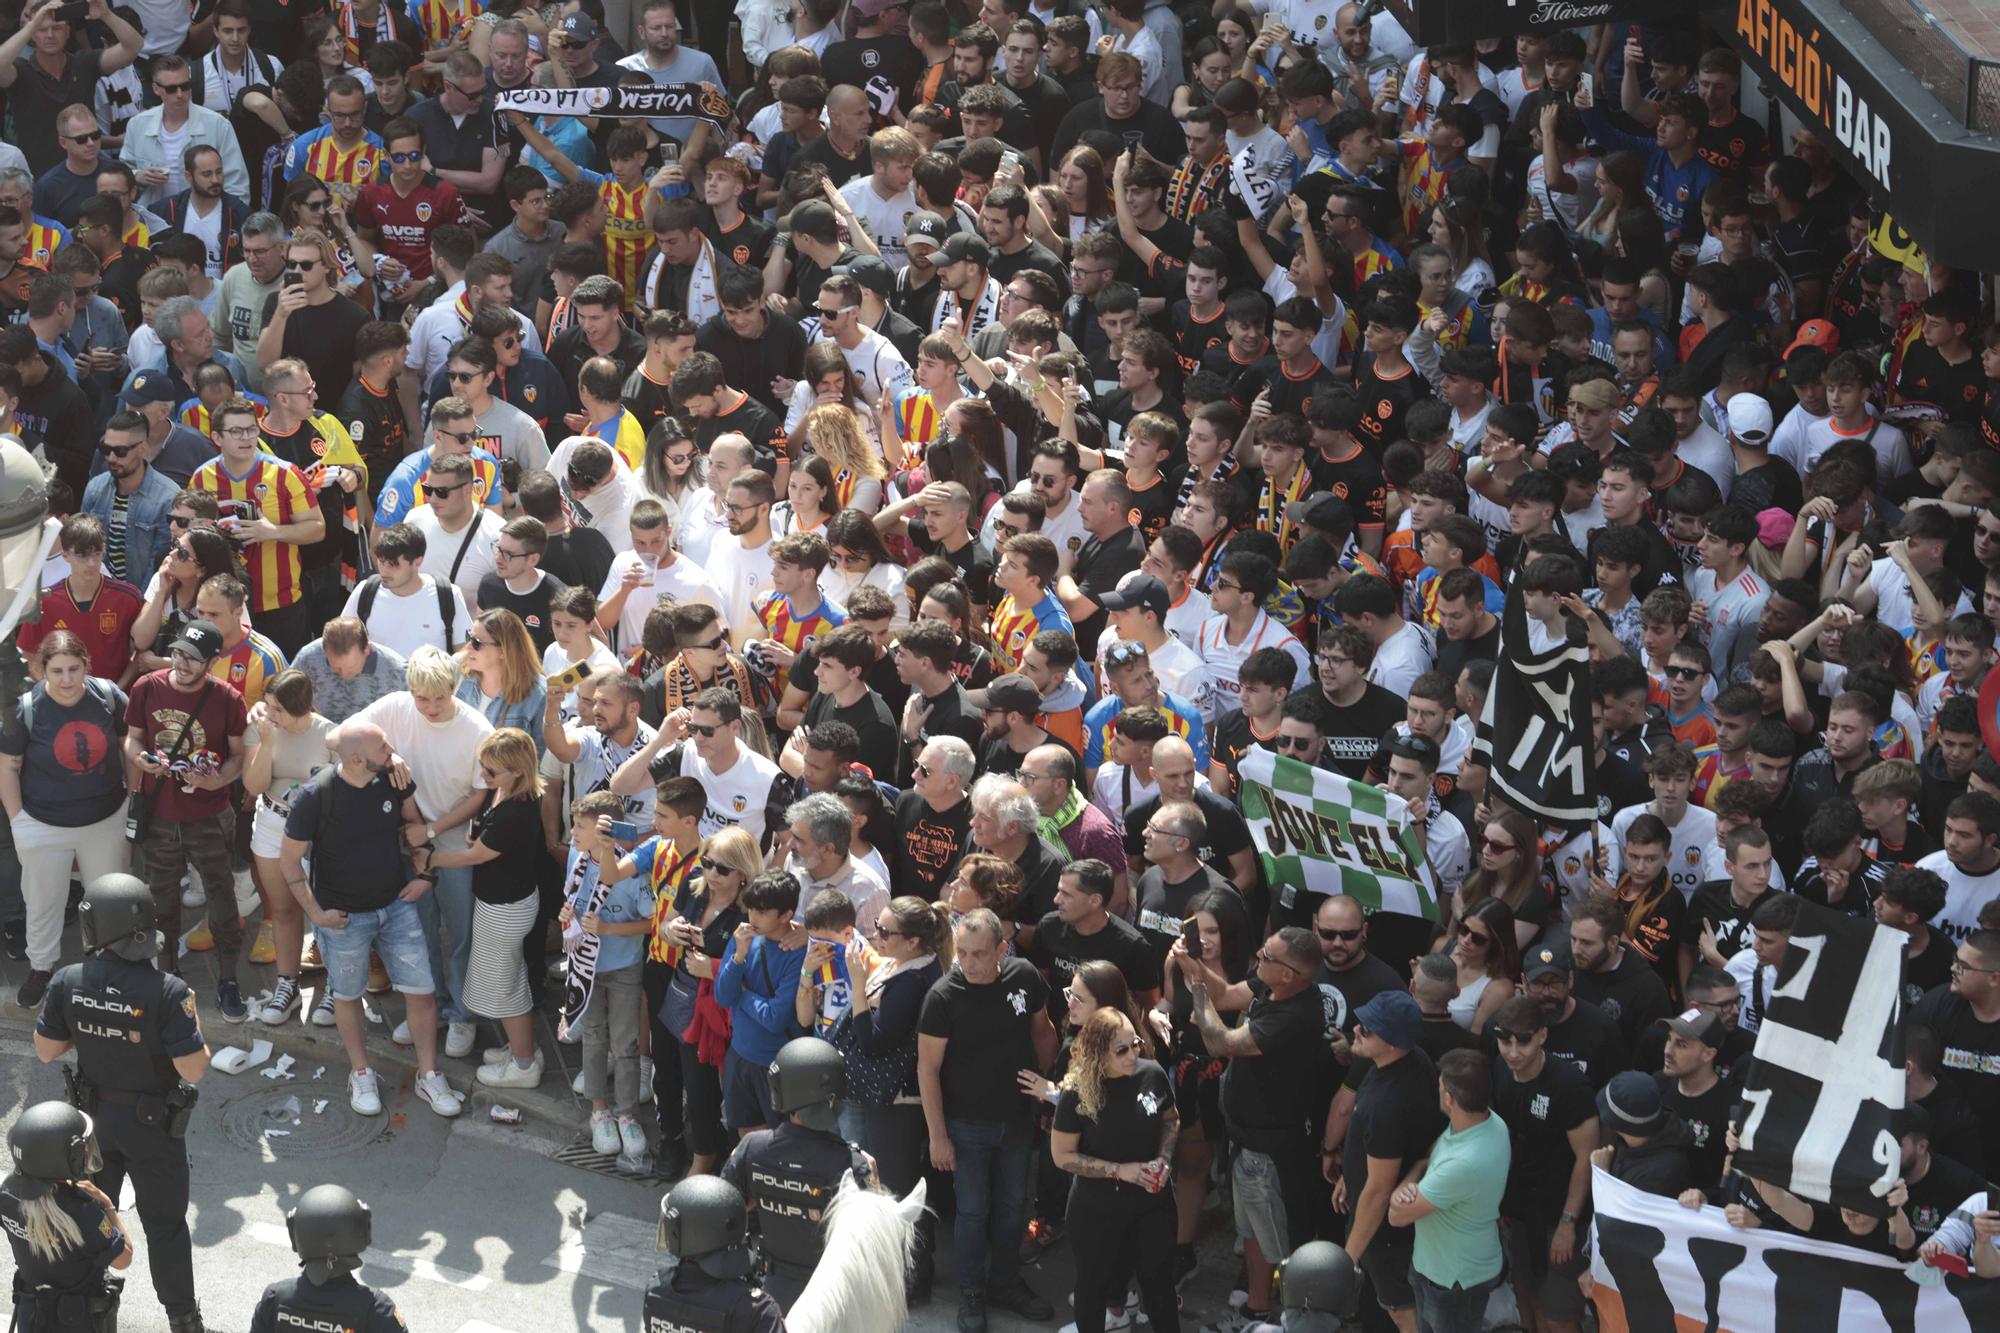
[2,1102,133,1332]
[720,1036,876,1312]
[248,1185,405,1333]
[644,1176,788,1333]
[1240,1240,1360,1333]
[32,873,211,1333]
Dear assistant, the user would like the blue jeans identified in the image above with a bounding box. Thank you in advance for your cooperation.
[320,900,434,1001]
[414,865,474,1024]
[1411,1270,1500,1333]
[947,1116,1029,1294]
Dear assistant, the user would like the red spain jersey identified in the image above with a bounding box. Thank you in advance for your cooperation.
[209,630,287,708]
[352,176,468,282]
[577,169,655,309]
[190,455,314,612]
[18,577,145,679]
[754,592,846,656]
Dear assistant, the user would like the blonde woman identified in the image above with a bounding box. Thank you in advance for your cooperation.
[240,668,334,1026]
[456,608,548,751]
[1,1104,134,1299]
[803,403,886,515]
[431,727,548,1088]
[1050,1008,1179,1331]
[666,826,762,1174]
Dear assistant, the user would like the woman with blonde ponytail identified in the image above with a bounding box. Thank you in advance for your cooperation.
[1,1103,133,1328]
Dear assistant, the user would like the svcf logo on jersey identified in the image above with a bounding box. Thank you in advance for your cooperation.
[731,794,747,812]
[416,202,434,222]
[525,385,538,403]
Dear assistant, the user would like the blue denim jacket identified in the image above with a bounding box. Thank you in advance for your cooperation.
[80,462,181,587]
[455,674,547,752]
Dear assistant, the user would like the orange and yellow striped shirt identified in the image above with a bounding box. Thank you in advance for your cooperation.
[190,455,313,612]
[407,0,483,49]
[753,592,847,655]
[285,129,387,213]
[987,591,1071,674]
[578,169,656,309]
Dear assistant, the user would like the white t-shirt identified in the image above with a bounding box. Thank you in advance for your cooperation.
[1195,611,1311,714]
[1769,402,1828,472]
[541,639,621,721]
[348,692,492,850]
[1867,556,1974,635]
[1164,586,1211,651]
[1089,761,1159,828]
[1794,414,1912,488]
[674,741,790,845]
[597,550,726,654]
[402,505,503,614]
[1674,424,1736,499]
[1611,801,1719,903]
[1919,849,2000,945]
[340,573,472,661]
[1367,621,1436,698]
[678,487,729,568]
[823,561,909,626]
[179,197,227,277]
[981,484,1088,566]
[838,175,917,270]
[709,532,778,646]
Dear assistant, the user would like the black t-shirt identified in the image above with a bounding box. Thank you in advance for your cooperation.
[906,530,995,606]
[1905,1149,1985,1246]
[1070,526,1146,660]
[821,38,925,122]
[1171,300,1228,380]
[1050,96,1186,170]
[1656,1070,1738,1197]
[797,135,872,190]
[1312,953,1404,1033]
[476,571,568,653]
[1436,618,1502,679]
[1905,929,1957,1008]
[98,246,157,333]
[1304,443,1389,535]
[1352,357,1433,455]
[1539,997,1626,1090]
[470,793,543,904]
[802,687,899,772]
[543,528,615,601]
[1898,343,1986,424]
[1224,975,1334,1152]
[1209,709,1276,795]
[702,209,777,275]
[918,955,1049,1128]
[1309,683,1406,778]
[0,680,128,828]
[406,97,501,220]
[789,645,910,722]
[990,240,1070,301]
[692,391,787,458]
[1132,861,1234,974]
[1035,911,1160,1026]
[1911,985,2000,1170]
[1567,947,1675,1051]
[1728,457,1804,518]
[1341,1045,1445,1236]
[12,49,104,175]
[891,788,973,901]
[336,376,410,503]
[901,681,984,785]
[1013,833,1071,929]
[284,770,410,913]
[1682,881,1773,966]
[695,313,807,417]
[1491,1053,1596,1221]
[261,294,371,421]
[1123,787,1254,879]
[1052,1059,1177,1211]
[1261,356,1340,423]
[1002,73,1071,161]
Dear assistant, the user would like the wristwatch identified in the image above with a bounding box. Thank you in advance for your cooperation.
[425,823,437,842]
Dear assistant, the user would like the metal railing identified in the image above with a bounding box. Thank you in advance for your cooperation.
[1838,0,2000,132]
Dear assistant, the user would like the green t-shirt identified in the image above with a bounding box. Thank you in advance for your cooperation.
[1411,1112,1510,1289]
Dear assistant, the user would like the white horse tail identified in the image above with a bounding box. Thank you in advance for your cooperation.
[784,1175,928,1333]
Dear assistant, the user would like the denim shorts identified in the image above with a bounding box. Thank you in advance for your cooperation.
[1231,1147,1292,1262]
[321,900,434,1001]
[721,1047,778,1131]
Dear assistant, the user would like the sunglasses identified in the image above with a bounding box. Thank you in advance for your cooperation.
[424,482,468,499]
[1456,923,1492,944]
[440,428,479,445]
[1274,734,1316,751]
[688,722,722,738]
[98,442,140,457]
[1481,837,1517,854]
[913,760,933,778]
[389,150,424,164]
[1664,664,1704,680]
[665,450,697,465]
[66,130,103,143]
[447,370,482,383]
[1109,1041,1139,1057]
[284,259,320,271]
[466,634,493,649]
[1256,948,1300,974]
[169,515,195,527]
[1105,642,1149,667]
[1492,1028,1536,1045]
[1317,926,1363,942]
[814,306,848,319]
[685,636,726,652]
[156,81,191,93]
[169,544,192,560]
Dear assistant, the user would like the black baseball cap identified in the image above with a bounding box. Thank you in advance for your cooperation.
[984,673,1042,715]
[1100,574,1169,620]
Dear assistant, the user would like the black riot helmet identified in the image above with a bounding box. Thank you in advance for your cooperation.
[4,1102,102,1201]
[767,1036,846,1133]
[1278,1240,1359,1315]
[78,873,159,960]
[287,1184,373,1283]
[657,1176,753,1280]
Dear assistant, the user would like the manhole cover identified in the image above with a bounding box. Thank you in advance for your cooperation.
[219,1083,387,1158]
[553,1139,672,1183]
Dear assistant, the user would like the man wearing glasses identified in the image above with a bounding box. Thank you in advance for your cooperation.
[281,76,387,216]
[394,449,505,616]
[80,407,182,584]
[373,396,503,528]
[121,55,251,208]
[189,395,325,654]
[1910,922,2000,1174]
[405,50,505,226]
[0,2,142,177]
[1049,52,1182,173]
[257,358,372,620]
[256,232,371,421]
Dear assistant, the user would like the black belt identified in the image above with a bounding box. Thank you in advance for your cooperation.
[87,1087,153,1105]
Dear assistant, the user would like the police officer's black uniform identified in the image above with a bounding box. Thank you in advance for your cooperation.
[250,1185,405,1333]
[645,1175,788,1333]
[719,1037,874,1312]
[2,1102,127,1332]
[34,875,208,1333]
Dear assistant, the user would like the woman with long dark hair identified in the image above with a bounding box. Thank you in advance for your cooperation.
[1446,897,1522,1035]
[456,608,548,750]
[1162,886,1251,1281]
[639,415,705,526]
[130,522,246,675]
[1455,807,1547,949]
[1051,1008,1181,1332]
[771,455,836,538]
[824,509,907,622]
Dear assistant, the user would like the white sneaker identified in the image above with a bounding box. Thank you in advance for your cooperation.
[308,989,337,1027]
[258,977,302,1025]
[590,1109,619,1154]
[481,1046,512,1065]
[392,1018,439,1046]
[415,1070,462,1118]
[618,1114,648,1158]
[572,1069,587,1094]
[639,1056,654,1103]
[477,1052,545,1088]
[232,867,259,916]
[445,1022,477,1059]
[181,880,206,909]
[349,1069,383,1116]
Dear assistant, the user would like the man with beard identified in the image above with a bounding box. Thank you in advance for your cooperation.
[823,0,923,125]
[1518,943,1626,1090]
[1567,897,1674,1051]
[1654,1006,1737,1198]
[154,146,248,279]
[974,673,1064,778]
[616,0,722,148]
[80,410,181,584]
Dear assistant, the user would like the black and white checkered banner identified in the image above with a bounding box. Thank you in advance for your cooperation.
[1735,899,1907,1217]
[494,84,731,125]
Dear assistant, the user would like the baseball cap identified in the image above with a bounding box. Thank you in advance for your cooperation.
[1597,1071,1669,1136]
[939,232,991,269]
[835,255,894,301]
[1725,393,1774,446]
[557,11,597,40]
[1100,574,1169,620]
[119,369,175,407]
[984,673,1042,716]
[1354,991,1423,1051]
[1755,508,1795,549]
[905,211,950,253]
[1784,318,1839,359]
[1568,379,1619,411]
[1666,1006,1724,1048]
[170,619,225,662]
[1522,941,1572,981]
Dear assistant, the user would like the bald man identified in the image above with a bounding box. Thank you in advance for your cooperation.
[1122,735,1258,890]
[280,719,463,1118]
[1020,742,1130,914]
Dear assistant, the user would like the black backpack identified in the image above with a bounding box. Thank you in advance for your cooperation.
[354,574,457,649]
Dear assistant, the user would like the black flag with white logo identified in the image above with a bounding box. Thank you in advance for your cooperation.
[1735,899,1906,1217]
[1471,580,1596,828]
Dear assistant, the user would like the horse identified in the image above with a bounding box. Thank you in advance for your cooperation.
[783,1175,928,1333]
